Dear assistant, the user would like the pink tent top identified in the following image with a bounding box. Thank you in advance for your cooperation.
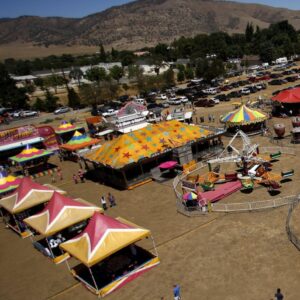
[117,101,147,117]
[39,192,89,224]
[272,88,300,104]
[14,177,54,205]
[159,161,178,169]
[76,212,135,252]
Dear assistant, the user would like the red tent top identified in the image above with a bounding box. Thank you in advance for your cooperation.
[272,87,300,103]
[15,177,54,205]
[79,212,135,252]
[40,192,89,223]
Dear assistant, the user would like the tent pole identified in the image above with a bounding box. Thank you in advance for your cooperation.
[12,214,22,234]
[88,267,100,293]
[150,235,158,257]
[45,238,55,259]
[65,259,71,271]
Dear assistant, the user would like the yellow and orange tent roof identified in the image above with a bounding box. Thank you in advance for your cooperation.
[55,122,84,135]
[60,212,150,267]
[220,105,267,126]
[85,120,212,169]
[59,131,99,152]
[0,171,21,195]
[24,192,102,236]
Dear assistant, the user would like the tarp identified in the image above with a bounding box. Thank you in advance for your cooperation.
[85,120,213,169]
[55,122,84,135]
[117,101,147,117]
[0,177,64,214]
[221,105,267,126]
[272,87,300,104]
[59,131,100,152]
[60,212,150,267]
[9,145,53,164]
[24,192,102,236]
[0,171,21,195]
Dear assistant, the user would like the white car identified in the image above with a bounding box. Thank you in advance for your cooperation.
[102,109,118,117]
[202,88,217,95]
[180,96,189,103]
[241,88,251,95]
[167,97,182,105]
[54,107,71,115]
[13,110,38,118]
[157,94,167,100]
[210,97,220,104]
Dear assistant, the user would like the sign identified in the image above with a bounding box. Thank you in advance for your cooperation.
[0,126,39,146]
[37,126,59,150]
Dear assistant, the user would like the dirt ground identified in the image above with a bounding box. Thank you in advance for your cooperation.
[2,74,300,300]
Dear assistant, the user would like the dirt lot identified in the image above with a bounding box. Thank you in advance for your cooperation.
[2,73,300,300]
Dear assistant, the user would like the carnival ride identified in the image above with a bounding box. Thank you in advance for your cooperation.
[183,131,294,207]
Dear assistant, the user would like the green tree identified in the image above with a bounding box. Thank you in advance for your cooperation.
[0,63,29,109]
[99,44,107,62]
[68,88,81,108]
[177,70,185,82]
[128,65,144,79]
[85,67,107,83]
[245,22,254,42]
[44,74,65,93]
[32,97,45,111]
[34,77,45,91]
[185,67,194,80]
[109,65,123,82]
[44,89,58,112]
[162,69,175,88]
[69,68,83,86]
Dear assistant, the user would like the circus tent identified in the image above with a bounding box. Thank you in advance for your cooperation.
[85,120,213,169]
[55,122,84,135]
[9,145,54,164]
[272,87,300,104]
[59,131,100,152]
[0,171,21,195]
[221,105,267,126]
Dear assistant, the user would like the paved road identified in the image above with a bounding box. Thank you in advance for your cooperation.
[0,108,90,130]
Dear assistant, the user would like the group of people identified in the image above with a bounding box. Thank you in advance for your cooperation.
[100,192,116,210]
[208,114,215,122]
[72,169,85,184]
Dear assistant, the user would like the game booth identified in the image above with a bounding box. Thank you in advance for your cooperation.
[24,192,102,264]
[55,122,85,144]
[221,105,268,135]
[83,120,224,189]
[59,131,100,161]
[0,171,21,196]
[9,145,54,176]
[60,212,160,298]
[0,177,65,238]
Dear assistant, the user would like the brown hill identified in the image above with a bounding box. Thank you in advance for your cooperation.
[1,0,300,50]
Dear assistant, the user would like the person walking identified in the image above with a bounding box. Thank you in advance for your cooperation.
[57,167,63,181]
[173,284,181,300]
[108,192,116,207]
[72,174,78,184]
[101,196,107,210]
[275,288,284,300]
[78,169,85,183]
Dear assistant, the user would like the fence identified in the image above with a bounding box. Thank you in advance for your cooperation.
[260,146,296,156]
[286,197,300,251]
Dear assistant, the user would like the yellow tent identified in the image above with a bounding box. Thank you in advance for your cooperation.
[60,213,150,267]
[85,120,212,169]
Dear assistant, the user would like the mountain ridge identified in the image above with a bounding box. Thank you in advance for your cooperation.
[0,0,300,50]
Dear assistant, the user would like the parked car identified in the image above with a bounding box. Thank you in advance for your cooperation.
[241,88,251,95]
[215,94,230,102]
[118,95,129,102]
[227,91,241,98]
[179,96,189,103]
[202,88,217,95]
[194,99,215,107]
[102,108,118,117]
[13,110,39,118]
[167,97,182,105]
[54,107,71,115]
[161,102,170,108]
[210,97,220,104]
[269,79,285,85]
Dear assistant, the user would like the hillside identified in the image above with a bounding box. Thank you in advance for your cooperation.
[1,0,300,51]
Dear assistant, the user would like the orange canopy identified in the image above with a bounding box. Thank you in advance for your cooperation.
[60,212,150,267]
[85,120,212,169]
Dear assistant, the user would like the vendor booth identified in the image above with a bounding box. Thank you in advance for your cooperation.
[60,212,159,298]
[0,177,65,238]
[24,192,102,264]
[221,105,268,135]
[59,131,100,161]
[55,122,85,144]
[9,145,54,176]
[0,171,21,196]
[83,120,224,189]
